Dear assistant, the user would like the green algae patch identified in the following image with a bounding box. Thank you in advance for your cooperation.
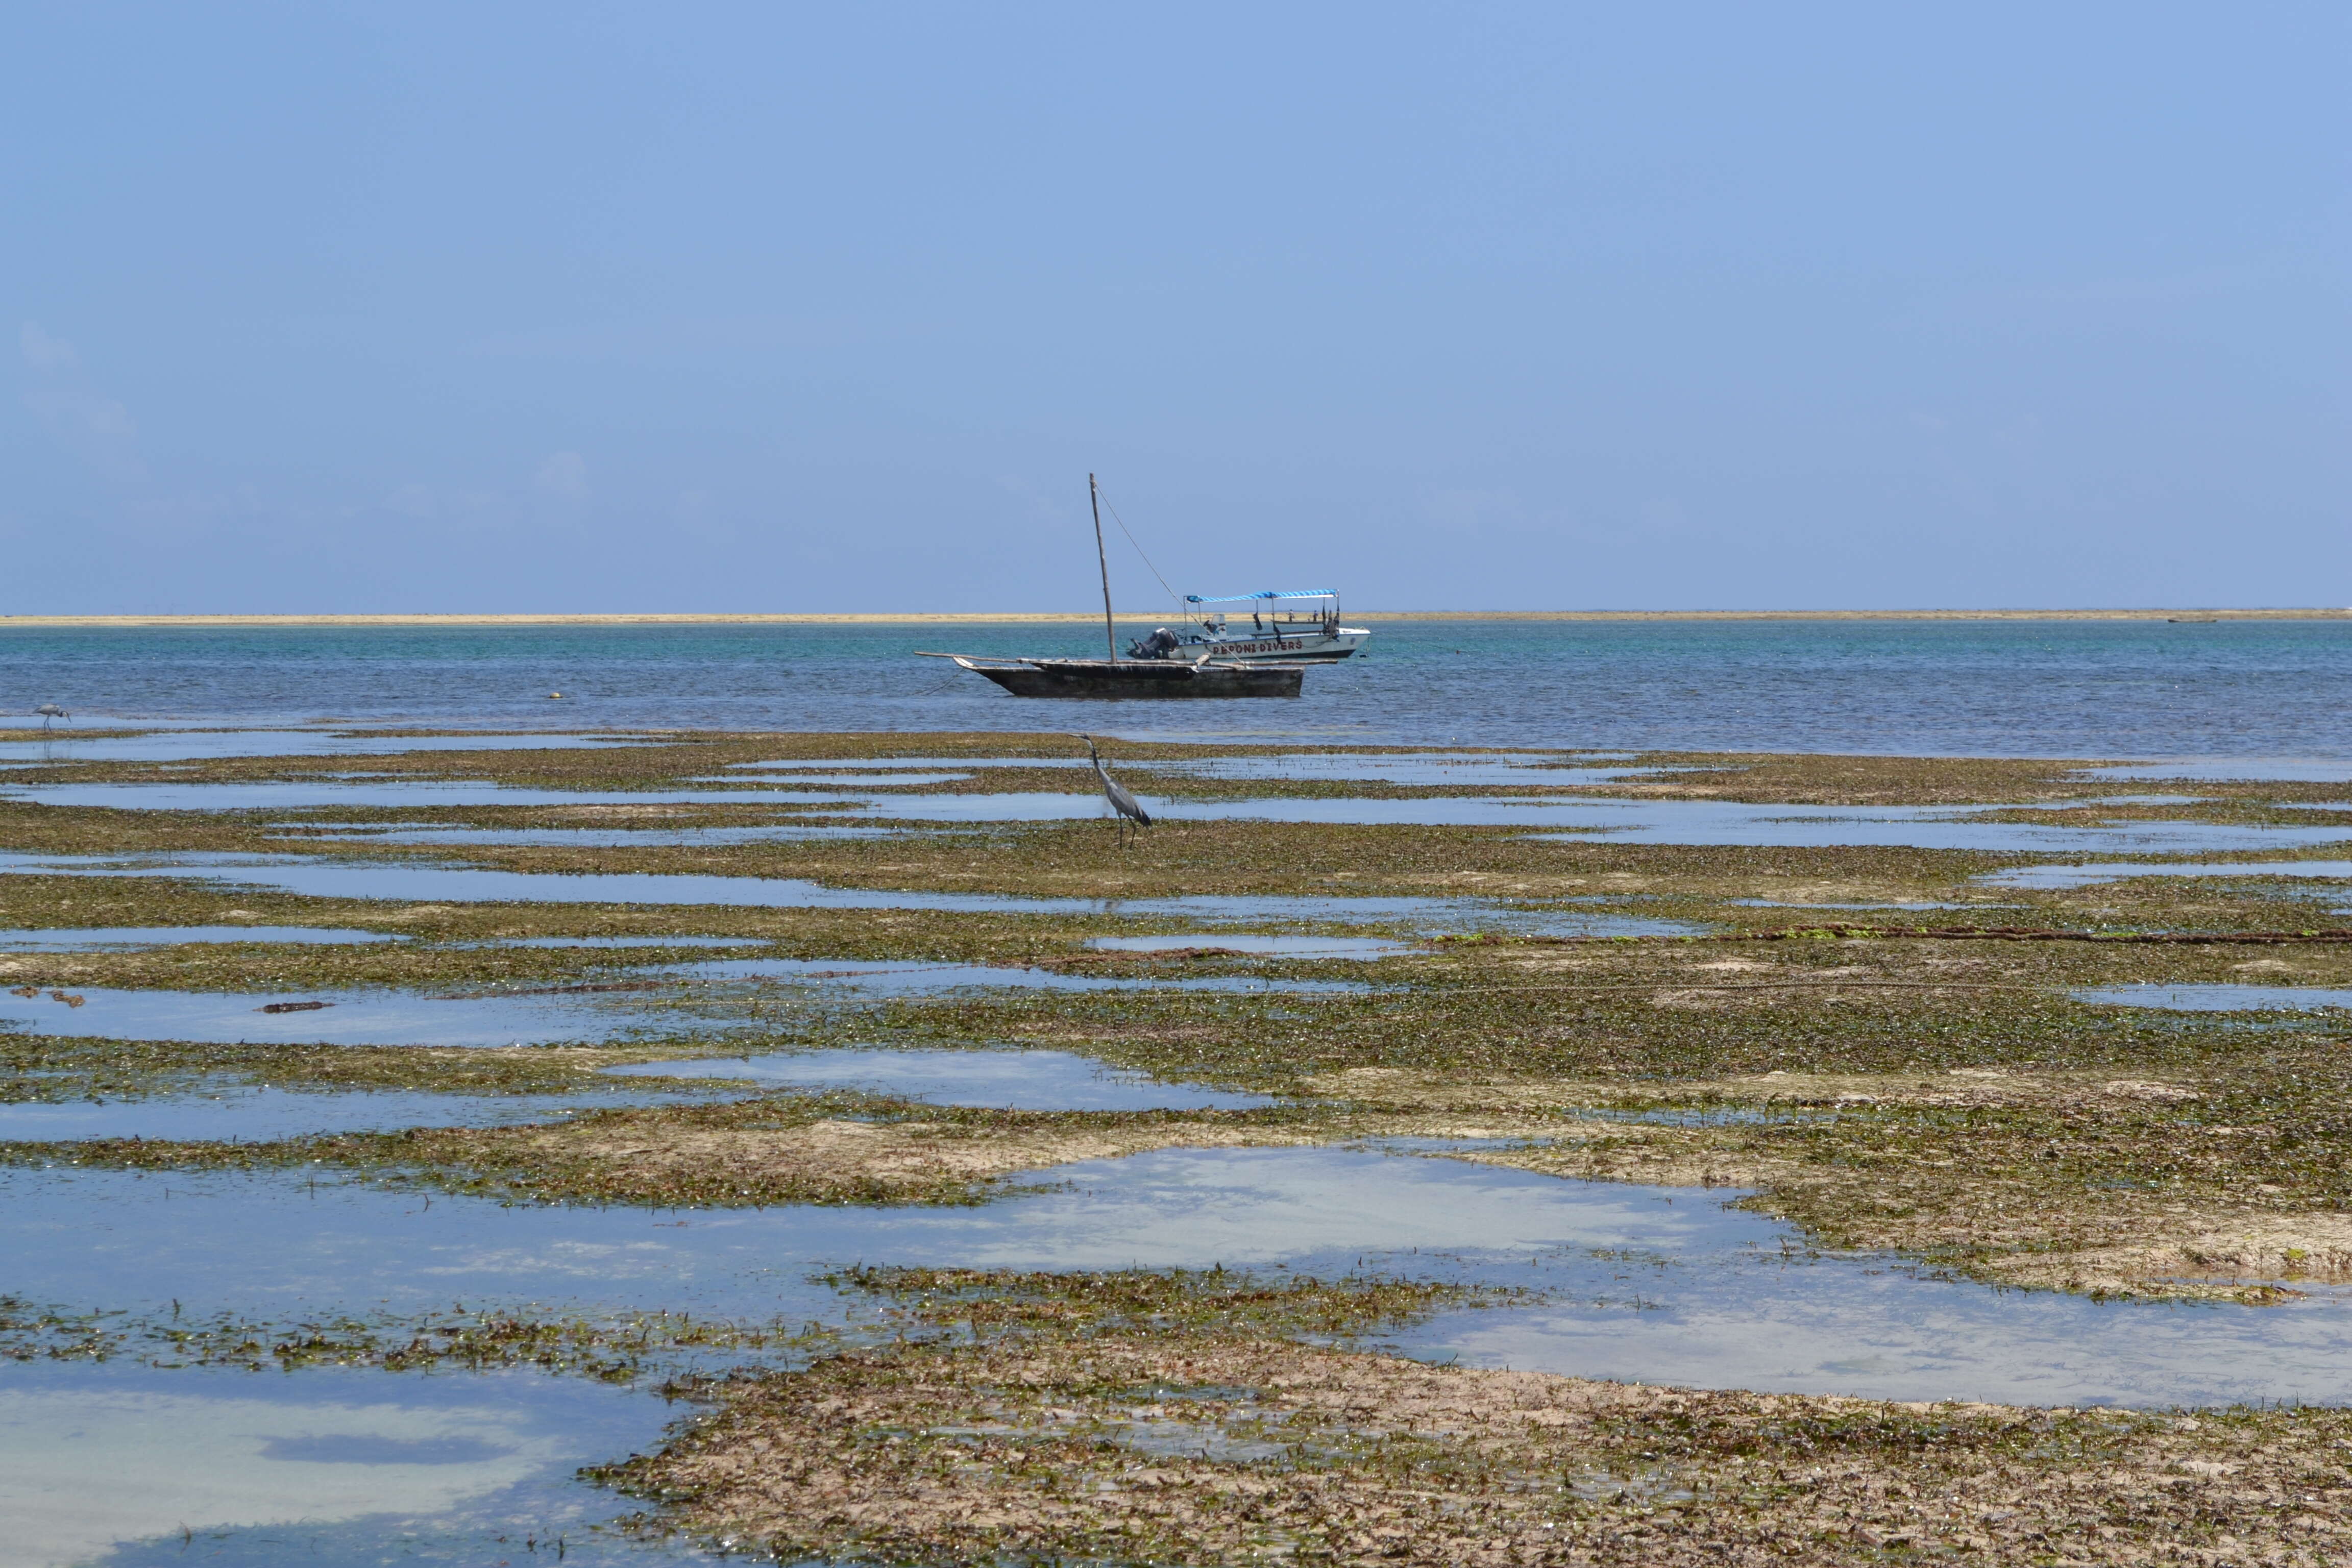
[4,1096,1362,1209]
[0,1292,837,1382]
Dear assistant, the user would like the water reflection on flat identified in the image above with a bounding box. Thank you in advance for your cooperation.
[605,1046,1273,1111]
[1155,754,1651,786]
[2073,983,2352,1012]
[687,771,975,787]
[2074,760,2352,783]
[0,852,1694,936]
[657,957,1369,995]
[1984,860,2352,889]
[0,730,653,765]
[1519,800,2350,853]
[0,961,1363,1055]
[465,935,771,949]
[723,755,1090,771]
[0,984,718,1049]
[1726,901,1972,911]
[1,1363,697,1568]
[0,925,401,949]
[1086,934,1409,958]
[0,782,864,811]
[0,1084,734,1143]
[758,788,2352,851]
[299,824,905,846]
[9,1148,2349,1409]
[14,769,2345,859]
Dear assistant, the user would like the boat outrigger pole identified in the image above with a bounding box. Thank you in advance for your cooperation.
[1089,473,1117,663]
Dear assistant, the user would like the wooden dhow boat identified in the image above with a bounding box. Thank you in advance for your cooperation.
[920,651,1304,698]
[921,475,1311,700]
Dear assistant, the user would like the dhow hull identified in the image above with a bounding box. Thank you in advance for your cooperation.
[967,659,1303,699]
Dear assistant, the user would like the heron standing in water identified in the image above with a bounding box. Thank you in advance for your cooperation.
[1078,734,1151,846]
[34,704,68,728]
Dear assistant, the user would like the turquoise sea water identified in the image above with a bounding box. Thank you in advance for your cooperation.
[4,619,2348,754]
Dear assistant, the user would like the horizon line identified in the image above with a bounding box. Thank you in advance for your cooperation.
[0,607,2345,628]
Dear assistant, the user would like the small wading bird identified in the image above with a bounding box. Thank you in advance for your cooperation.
[34,704,68,728]
[1077,733,1151,845]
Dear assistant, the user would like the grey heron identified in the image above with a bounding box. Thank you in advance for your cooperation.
[1078,734,1151,845]
[34,704,68,728]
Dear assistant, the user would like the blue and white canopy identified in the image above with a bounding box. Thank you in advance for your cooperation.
[1184,589,1337,604]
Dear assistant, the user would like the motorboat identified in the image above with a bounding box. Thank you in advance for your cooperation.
[1125,590,1369,664]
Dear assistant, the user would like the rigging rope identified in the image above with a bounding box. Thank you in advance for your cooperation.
[1093,485,1183,616]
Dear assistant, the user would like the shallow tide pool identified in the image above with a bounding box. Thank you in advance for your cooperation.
[603,1046,1276,1111]
[2073,983,2352,1012]
[1085,934,1409,959]
[0,1084,741,1143]
[0,984,721,1049]
[655,956,1374,996]
[2072,760,2352,784]
[0,730,656,765]
[1983,859,2352,889]
[0,852,1697,937]
[20,774,2352,855]
[10,1149,2348,1410]
[0,926,402,949]
[0,1361,703,1568]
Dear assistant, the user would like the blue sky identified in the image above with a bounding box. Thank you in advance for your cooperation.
[5,3,2345,613]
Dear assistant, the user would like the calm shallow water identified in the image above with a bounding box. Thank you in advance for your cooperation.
[724,755,1665,790]
[8,1149,2349,1409]
[2074,760,2352,783]
[0,781,859,811]
[8,1146,2351,1562]
[0,925,401,948]
[1984,860,2352,889]
[463,936,771,949]
[8,620,2352,755]
[2073,984,2352,1012]
[309,824,906,846]
[0,852,1697,937]
[1086,934,1409,959]
[656,957,1374,996]
[0,984,720,1049]
[1153,753,1647,784]
[0,730,650,764]
[0,963,1364,1054]
[0,1085,736,1143]
[30,769,2347,855]
[1,1362,702,1568]
[750,790,2352,847]
[1517,802,2351,852]
[604,1046,1275,1111]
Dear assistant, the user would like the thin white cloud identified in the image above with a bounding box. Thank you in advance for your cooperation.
[18,321,141,478]
[383,483,439,518]
[534,450,590,500]
[19,322,79,372]
[24,386,134,442]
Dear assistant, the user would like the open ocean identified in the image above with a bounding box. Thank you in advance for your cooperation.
[3,619,2347,757]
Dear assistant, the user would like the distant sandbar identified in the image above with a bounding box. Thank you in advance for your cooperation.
[0,608,2343,628]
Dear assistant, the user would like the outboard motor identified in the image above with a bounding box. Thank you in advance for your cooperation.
[1126,626,1182,660]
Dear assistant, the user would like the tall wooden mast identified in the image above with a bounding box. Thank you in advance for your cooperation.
[1089,473,1117,662]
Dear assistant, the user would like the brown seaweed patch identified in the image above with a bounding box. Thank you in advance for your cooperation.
[599,1269,2352,1566]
